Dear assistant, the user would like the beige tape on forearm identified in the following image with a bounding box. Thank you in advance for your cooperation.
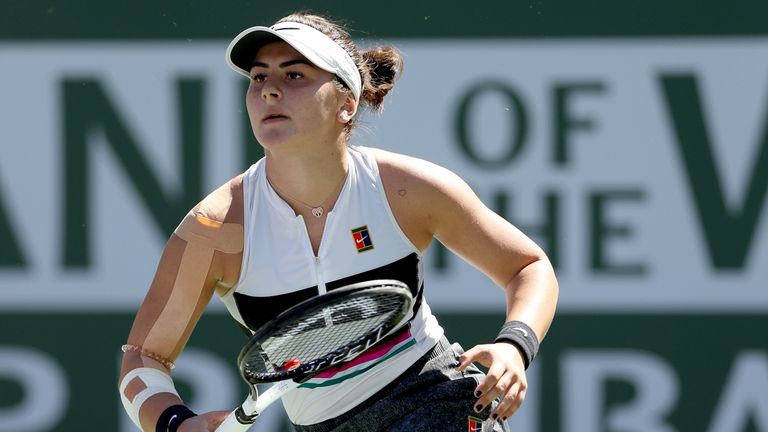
[141,214,243,359]
[142,240,213,354]
[119,367,179,428]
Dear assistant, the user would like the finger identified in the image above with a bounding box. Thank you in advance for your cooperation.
[455,346,483,371]
[487,380,518,420]
[210,411,231,428]
[491,381,527,421]
[473,363,508,410]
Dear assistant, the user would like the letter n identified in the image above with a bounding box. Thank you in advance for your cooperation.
[61,78,204,267]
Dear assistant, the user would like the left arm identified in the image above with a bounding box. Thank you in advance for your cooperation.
[375,149,558,420]
[430,186,557,341]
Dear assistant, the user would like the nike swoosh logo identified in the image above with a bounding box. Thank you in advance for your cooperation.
[512,327,528,337]
[355,235,368,244]
[168,414,178,426]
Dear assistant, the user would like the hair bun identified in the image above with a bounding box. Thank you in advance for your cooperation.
[361,46,403,111]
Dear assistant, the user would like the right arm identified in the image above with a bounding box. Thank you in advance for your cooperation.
[118,176,244,431]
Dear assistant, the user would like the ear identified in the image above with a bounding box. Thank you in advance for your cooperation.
[337,95,358,124]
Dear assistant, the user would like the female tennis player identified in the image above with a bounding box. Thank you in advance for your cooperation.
[118,12,558,432]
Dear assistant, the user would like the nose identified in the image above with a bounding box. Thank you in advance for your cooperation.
[261,77,281,101]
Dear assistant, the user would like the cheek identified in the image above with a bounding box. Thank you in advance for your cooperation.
[314,87,345,120]
[245,84,260,114]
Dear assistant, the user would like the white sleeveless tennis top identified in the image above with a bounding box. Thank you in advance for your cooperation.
[219,145,444,425]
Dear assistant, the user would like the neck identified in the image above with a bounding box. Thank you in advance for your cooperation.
[265,142,349,211]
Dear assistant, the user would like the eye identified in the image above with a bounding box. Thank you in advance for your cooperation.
[250,73,266,83]
[287,71,303,80]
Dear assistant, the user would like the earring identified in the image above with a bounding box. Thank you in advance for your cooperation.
[339,111,350,121]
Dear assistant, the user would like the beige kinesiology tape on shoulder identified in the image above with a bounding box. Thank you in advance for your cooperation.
[119,367,179,428]
[174,213,244,254]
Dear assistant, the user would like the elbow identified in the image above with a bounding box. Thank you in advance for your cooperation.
[534,252,559,300]
[543,256,559,306]
[506,253,559,306]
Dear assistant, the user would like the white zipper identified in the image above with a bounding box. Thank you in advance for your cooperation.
[315,211,338,296]
[296,214,328,295]
[315,256,327,294]
[316,255,334,327]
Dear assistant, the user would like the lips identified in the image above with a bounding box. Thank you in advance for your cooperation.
[262,112,288,123]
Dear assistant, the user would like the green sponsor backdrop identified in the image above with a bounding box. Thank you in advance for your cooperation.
[1,312,767,431]
[1,0,767,40]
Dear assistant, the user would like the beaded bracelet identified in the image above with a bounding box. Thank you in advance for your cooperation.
[121,344,176,370]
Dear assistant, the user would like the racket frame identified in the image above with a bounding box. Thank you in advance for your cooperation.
[215,279,413,431]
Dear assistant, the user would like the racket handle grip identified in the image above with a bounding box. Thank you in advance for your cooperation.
[214,409,254,432]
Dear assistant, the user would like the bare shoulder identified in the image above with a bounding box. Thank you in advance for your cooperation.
[371,148,466,196]
[370,148,473,250]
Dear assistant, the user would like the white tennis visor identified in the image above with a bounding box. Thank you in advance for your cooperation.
[226,22,362,102]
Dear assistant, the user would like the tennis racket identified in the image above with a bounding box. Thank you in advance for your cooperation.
[215,279,413,432]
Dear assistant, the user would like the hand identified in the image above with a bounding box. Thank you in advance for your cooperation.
[455,342,528,421]
[177,411,231,432]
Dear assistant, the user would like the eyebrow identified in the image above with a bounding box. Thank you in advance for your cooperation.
[250,59,314,69]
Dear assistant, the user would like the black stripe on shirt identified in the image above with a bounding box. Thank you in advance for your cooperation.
[234,252,423,332]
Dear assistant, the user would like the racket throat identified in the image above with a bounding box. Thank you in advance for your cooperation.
[234,405,259,425]
[233,384,265,425]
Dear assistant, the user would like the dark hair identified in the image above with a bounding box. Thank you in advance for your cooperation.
[275,13,403,116]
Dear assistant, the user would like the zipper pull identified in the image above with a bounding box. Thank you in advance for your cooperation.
[315,256,327,294]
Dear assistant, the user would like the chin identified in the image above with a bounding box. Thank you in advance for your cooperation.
[255,132,296,152]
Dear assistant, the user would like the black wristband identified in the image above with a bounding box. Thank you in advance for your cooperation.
[494,320,539,369]
[156,404,197,432]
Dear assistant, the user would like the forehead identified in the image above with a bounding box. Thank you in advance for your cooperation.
[252,41,311,66]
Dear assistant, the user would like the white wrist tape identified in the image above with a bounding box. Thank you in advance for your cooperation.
[119,367,180,428]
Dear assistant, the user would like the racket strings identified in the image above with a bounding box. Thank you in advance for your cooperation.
[241,292,404,379]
